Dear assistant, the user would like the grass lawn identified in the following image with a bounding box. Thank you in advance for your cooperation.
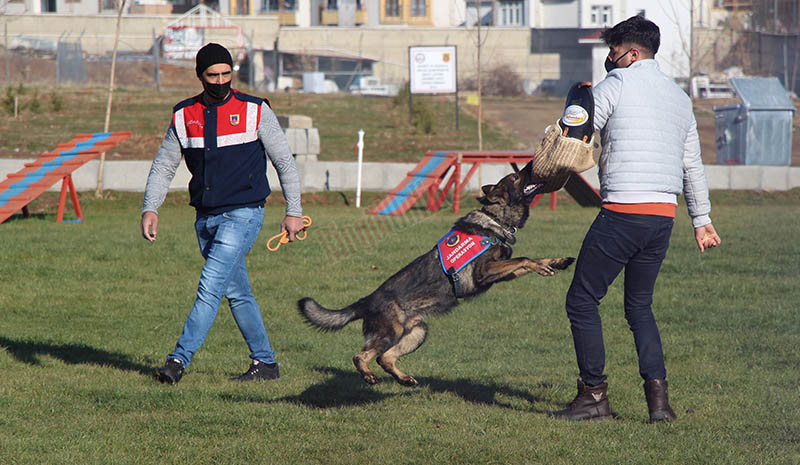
[0,189,798,464]
[0,87,517,162]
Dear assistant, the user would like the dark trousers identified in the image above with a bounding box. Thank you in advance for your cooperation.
[565,209,674,386]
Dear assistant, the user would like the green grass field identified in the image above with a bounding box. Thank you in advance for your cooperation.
[1,189,798,464]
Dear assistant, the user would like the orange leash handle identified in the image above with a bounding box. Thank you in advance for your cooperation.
[267,216,312,252]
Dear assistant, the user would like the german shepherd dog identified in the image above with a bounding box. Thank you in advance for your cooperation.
[298,161,574,386]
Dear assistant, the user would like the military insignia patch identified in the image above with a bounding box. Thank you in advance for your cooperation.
[445,233,460,247]
[230,114,240,126]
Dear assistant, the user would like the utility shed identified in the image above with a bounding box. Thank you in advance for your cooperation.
[714,77,796,165]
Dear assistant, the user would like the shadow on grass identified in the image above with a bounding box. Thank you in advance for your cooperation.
[0,335,154,376]
[269,367,399,408]
[2,212,52,223]
[224,366,550,412]
[417,375,550,413]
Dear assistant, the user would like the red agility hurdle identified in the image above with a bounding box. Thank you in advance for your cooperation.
[371,150,601,216]
[0,131,132,224]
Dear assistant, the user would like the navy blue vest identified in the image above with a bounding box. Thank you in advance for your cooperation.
[172,89,271,215]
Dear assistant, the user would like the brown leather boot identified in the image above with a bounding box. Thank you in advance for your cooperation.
[549,379,612,421]
[644,378,677,422]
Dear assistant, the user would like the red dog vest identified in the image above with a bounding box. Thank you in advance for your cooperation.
[437,228,492,275]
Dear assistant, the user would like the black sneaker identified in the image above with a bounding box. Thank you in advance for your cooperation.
[157,358,184,384]
[229,360,280,382]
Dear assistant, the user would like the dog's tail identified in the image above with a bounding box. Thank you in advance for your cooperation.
[297,297,365,331]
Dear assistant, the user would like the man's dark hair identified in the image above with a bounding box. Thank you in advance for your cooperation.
[601,15,660,56]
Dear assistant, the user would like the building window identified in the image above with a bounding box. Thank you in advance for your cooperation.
[590,5,613,26]
[466,0,493,27]
[410,0,425,16]
[326,0,336,9]
[385,0,400,16]
[498,1,524,26]
[265,0,296,11]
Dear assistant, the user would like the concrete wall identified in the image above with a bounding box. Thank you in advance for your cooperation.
[432,0,467,27]
[2,15,559,86]
[2,14,281,55]
[533,1,579,29]
[2,158,798,195]
[277,27,559,86]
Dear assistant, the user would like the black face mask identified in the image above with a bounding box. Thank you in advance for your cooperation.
[203,80,231,101]
[604,48,633,72]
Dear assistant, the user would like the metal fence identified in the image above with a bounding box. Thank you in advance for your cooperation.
[56,41,87,85]
[1,30,256,90]
[743,31,800,96]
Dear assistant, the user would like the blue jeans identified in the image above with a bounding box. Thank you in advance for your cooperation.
[168,206,275,368]
[565,209,674,386]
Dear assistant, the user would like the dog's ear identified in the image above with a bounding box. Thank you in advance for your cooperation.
[479,183,501,205]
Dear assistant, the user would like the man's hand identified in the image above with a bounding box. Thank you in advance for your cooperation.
[281,215,304,241]
[695,223,721,253]
[141,211,159,242]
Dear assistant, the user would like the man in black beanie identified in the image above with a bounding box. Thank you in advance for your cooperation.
[141,42,304,384]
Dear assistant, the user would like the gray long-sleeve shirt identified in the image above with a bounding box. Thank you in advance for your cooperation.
[142,101,302,218]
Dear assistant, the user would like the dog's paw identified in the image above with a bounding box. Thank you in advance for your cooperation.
[362,373,379,385]
[551,257,576,270]
[397,375,419,387]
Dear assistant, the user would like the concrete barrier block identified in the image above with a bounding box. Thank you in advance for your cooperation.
[306,128,320,155]
[729,166,762,190]
[290,115,313,129]
[760,166,789,191]
[789,167,800,189]
[0,159,28,178]
[705,165,731,190]
[2,158,797,194]
[267,165,282,191]
[295,154,318,163]
[277,114,313,129]
[284,128,308,155]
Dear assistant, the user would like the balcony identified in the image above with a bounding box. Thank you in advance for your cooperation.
[319,8,368,25]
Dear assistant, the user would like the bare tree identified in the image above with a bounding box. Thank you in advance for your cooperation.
[96,0,126,197]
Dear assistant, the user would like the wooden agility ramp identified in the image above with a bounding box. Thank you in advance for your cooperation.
[0,131,132,225]
[371,150,601,216]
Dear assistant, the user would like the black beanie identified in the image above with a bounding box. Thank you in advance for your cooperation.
[195,43,233,77]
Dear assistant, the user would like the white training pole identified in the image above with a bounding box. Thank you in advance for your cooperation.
[356,129,365,208]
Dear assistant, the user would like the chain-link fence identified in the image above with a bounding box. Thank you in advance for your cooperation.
[2,31,258,90]
[695,27,800,97]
